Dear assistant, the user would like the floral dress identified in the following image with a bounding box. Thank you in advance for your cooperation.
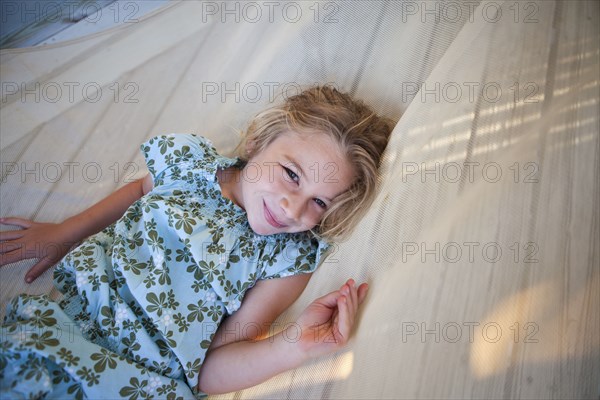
[0,134,331,399]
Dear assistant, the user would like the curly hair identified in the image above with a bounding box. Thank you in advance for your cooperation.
[236,85,393,241]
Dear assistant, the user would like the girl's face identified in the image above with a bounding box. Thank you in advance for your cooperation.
[226,131,355,235]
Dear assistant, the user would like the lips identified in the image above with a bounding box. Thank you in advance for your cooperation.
[263,200,286,228]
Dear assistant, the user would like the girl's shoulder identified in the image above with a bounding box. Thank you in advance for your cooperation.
[140,133,240,183]
[259,232,333,280]
[141,133,216,162]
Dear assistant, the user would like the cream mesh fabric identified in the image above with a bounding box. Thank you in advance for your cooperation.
[1,1,598,398]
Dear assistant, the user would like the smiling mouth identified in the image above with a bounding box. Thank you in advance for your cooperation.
[263,201,286,228]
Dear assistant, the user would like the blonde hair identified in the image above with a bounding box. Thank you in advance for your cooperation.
[236,85,393,241]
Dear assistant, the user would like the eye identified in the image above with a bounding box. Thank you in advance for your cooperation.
[284,166,299,183]
[314,198,327,209]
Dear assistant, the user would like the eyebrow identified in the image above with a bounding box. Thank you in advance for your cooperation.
[284,154,333,202]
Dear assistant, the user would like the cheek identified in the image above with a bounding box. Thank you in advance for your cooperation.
[260,171,287,191]
[303,206,325,226]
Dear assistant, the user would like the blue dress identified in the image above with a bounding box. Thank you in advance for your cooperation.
[0,134,331,399]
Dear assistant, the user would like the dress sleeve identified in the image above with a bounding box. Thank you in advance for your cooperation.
[260,234,332,280]
[139,133,215,188]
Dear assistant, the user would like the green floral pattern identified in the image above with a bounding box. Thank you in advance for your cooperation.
[1,134,330,399]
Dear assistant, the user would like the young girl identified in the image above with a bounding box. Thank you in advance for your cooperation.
[0,85,392,398]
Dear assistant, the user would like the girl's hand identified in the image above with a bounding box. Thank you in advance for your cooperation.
[0,217,77,283]
[294,279,369,360]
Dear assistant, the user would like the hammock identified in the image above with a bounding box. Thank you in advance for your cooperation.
[1,1,598,398]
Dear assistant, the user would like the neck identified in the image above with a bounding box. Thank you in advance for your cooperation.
[216,167,244,209]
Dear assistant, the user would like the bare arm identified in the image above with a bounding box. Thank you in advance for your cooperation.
[197,275,368,395]
[198,274,311,394]
[62,173,153,241]
[0,173,154,282]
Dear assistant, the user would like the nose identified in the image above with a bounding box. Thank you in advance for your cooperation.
[280,193,307,221]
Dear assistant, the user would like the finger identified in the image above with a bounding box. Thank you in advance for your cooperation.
[345,279,359,311]
[0,248,29,266]
[357,283,369,305]
[331,308,340,337]
[349,281,359,313]
[346,292,356,326]
[0,217,33,229]
[0,241,23,254]
[341,283,357,315]
[346,280,358,328]
[315,289,343,308]
[336,295,352,343]
[0,230,24,241]
[25,257,56,283]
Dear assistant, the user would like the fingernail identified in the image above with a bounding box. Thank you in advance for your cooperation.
[25,276,32,283]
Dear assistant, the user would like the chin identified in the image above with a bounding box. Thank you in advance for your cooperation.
[251,227,272,236]
[247,218,273,236]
